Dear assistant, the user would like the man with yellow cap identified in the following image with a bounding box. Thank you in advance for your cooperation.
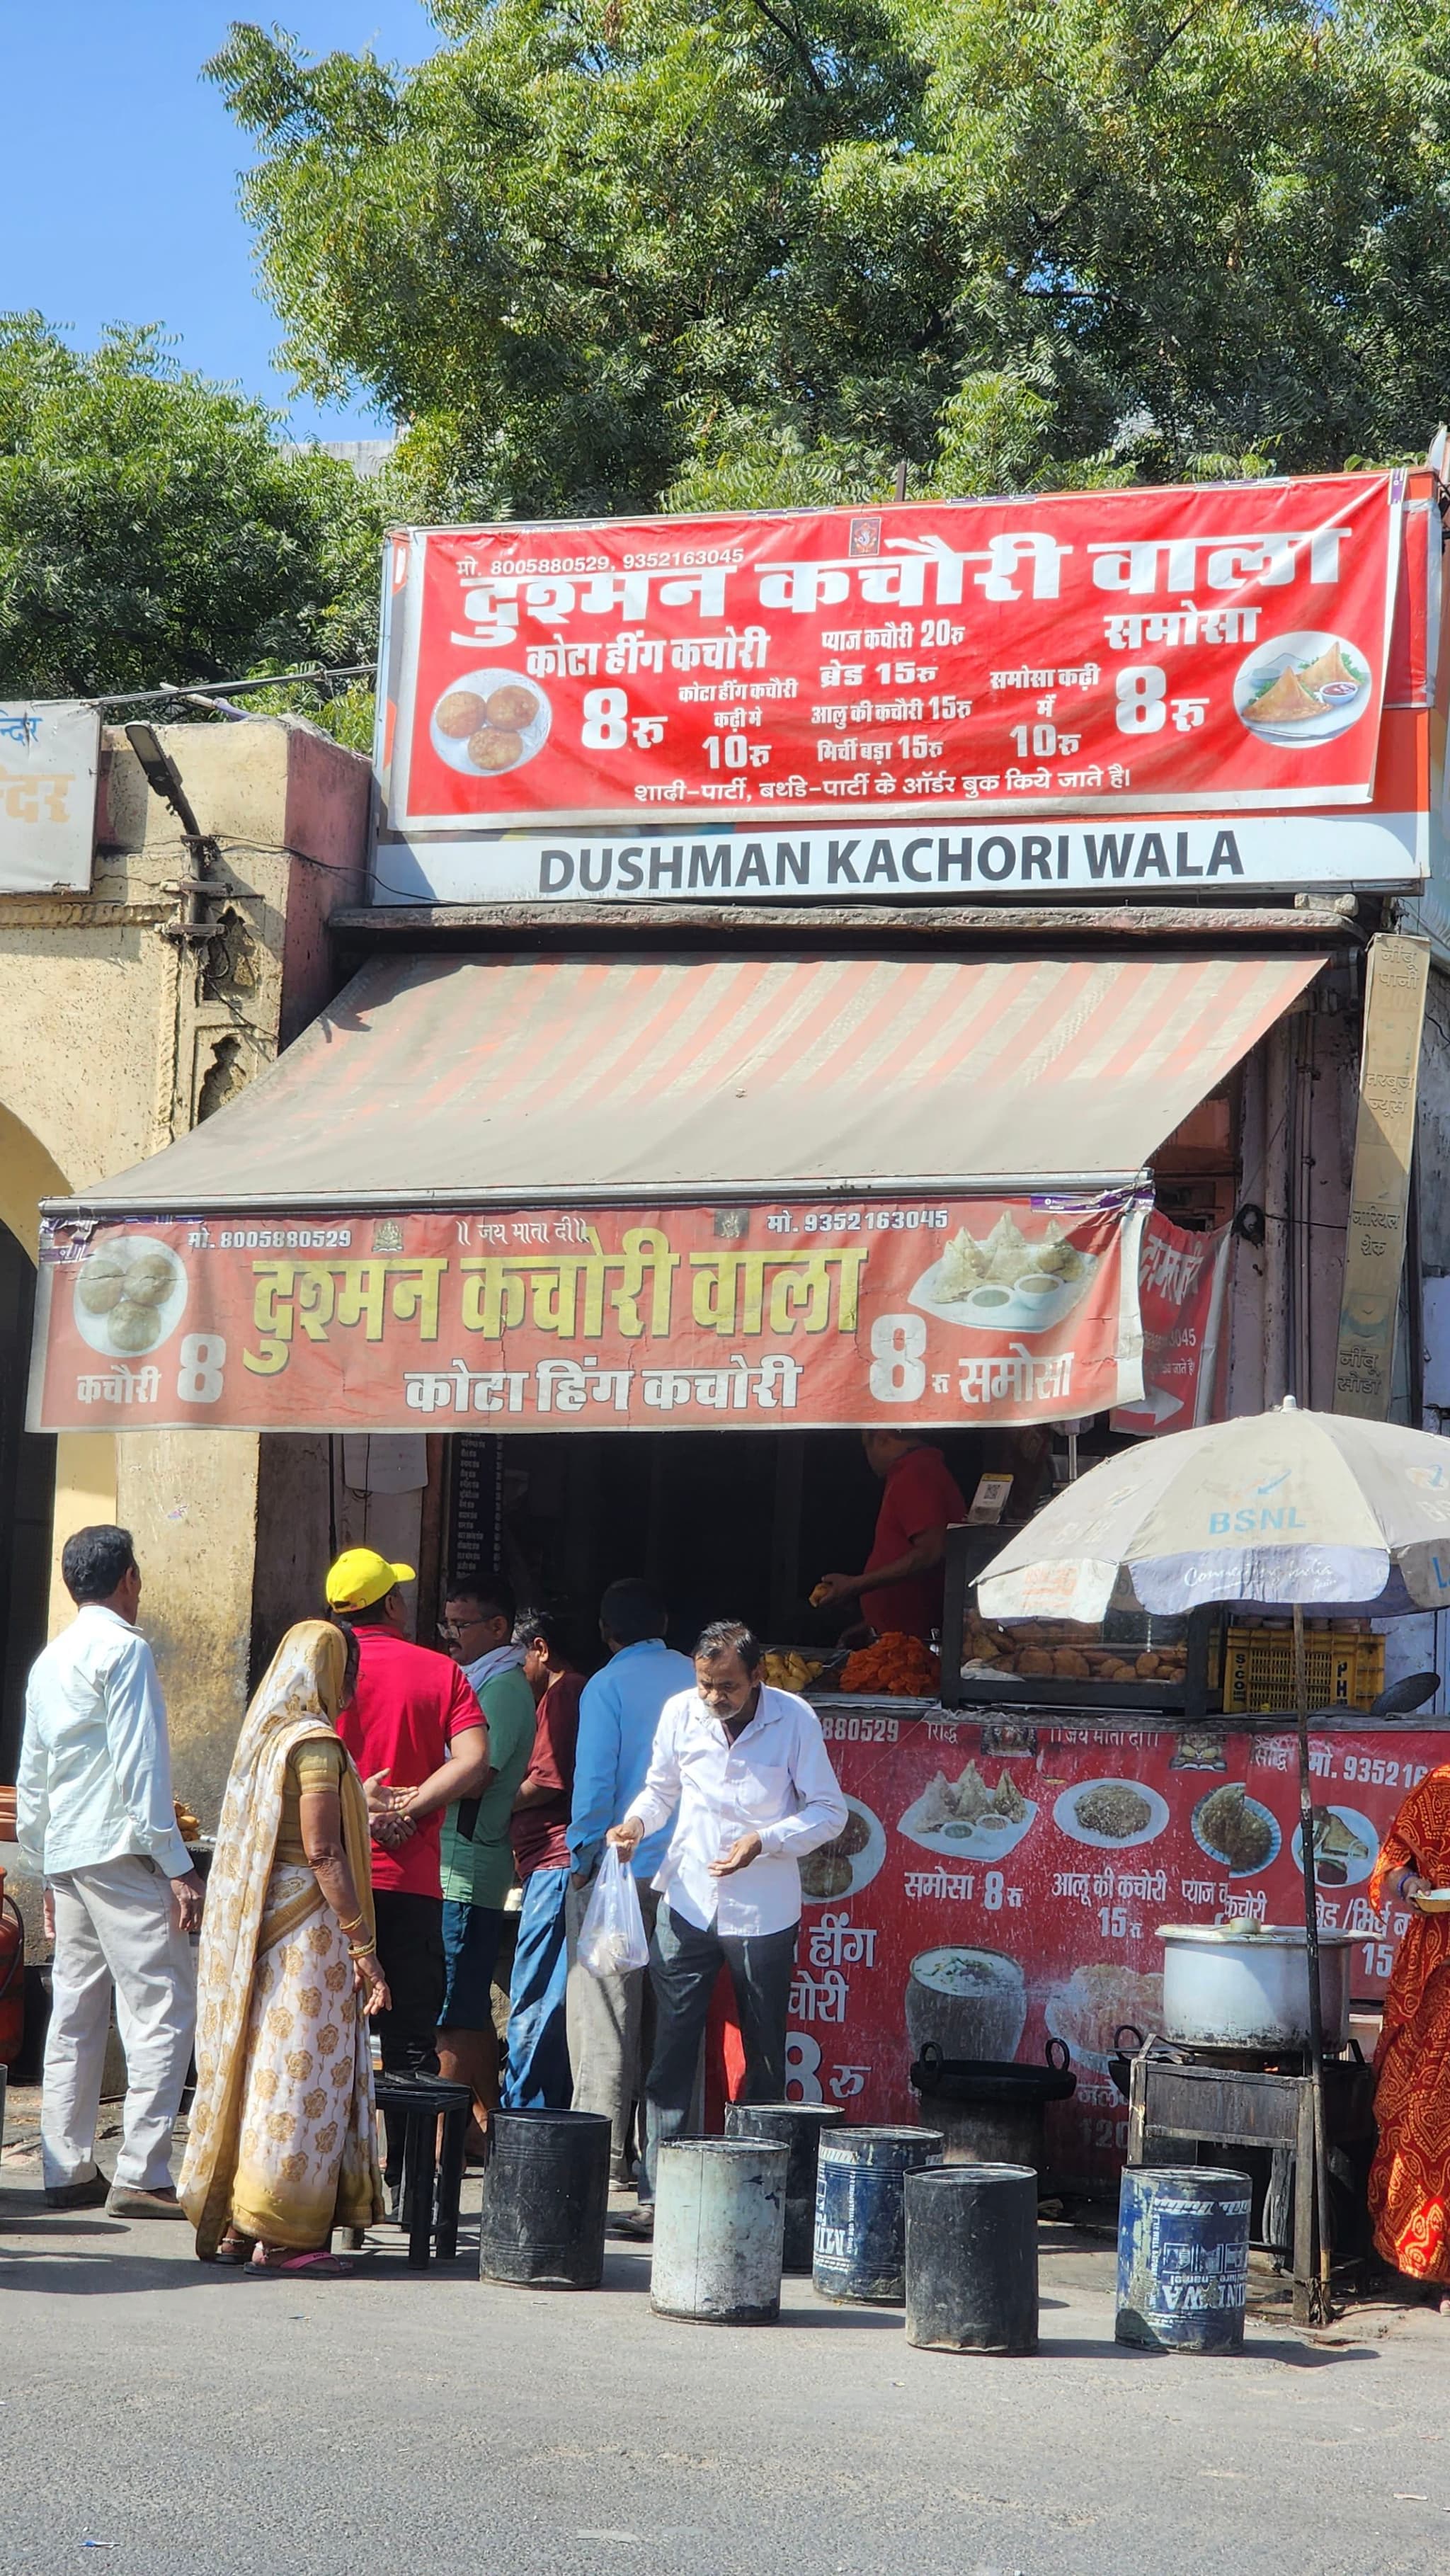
[326,1549,488,2204]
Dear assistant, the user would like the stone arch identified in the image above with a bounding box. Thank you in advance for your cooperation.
[0,1100,116,1767]
[0,1098,69,1258]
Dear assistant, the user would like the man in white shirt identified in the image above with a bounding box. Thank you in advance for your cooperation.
[609,1617,847,2225]
[17,1525,203,2216]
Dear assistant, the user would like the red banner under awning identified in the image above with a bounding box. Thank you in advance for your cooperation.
[32,1191,1150,1434]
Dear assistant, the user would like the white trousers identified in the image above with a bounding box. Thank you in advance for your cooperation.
[42,1856,198,2192]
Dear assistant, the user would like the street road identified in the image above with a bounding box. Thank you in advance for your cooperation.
[1,2153,1446,2576]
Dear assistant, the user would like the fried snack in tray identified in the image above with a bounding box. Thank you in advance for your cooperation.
[763,1650,824,1692]
[840,1631,941,1696]
[968,1609,1189,1682]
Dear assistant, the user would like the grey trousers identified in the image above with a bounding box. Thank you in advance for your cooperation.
[42,1857,196,2192]
[643,1905,799,2196]
[565,1873,660,2185]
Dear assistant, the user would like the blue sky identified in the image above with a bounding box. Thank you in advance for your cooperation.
[1,1,438,435]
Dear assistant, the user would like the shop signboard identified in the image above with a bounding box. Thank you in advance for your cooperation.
[30,1190,1148,1434]
[1111,1212,1231,1437]
[0,701,98,893]
[786,1709,1427,2189]
[1333,931,1431,1419]
[373,472,1410,904]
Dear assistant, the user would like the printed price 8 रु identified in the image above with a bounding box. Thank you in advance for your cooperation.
[869,1313,927,1401]
[178,1335,226,1403]
[1115,666,1168,734]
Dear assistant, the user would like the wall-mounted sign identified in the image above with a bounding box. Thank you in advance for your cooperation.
[372,474,1404,904]
[0,702,98,894]
[1333,931,1432,1419]
[372,809,1423,906]
[31,1190,1148,1435]
[1112,1212,1232,1437]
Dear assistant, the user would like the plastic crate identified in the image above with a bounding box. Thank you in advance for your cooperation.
[1219,1624,1384,1716]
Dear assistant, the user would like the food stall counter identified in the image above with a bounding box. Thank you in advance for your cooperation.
[791,1685,1442,2189]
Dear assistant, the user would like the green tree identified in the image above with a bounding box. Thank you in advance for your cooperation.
[0,314,379,698]
[213,0,1450,515]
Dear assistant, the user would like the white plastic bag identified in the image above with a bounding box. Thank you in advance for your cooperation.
[578,1844,650,1979]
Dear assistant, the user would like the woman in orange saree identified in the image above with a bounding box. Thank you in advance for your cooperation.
[1367,1763,1450,2301]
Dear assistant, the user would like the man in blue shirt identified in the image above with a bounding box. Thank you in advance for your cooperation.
[566,1578,691,2209]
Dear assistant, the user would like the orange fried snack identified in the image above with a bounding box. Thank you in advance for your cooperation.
[840,1631,941,1697]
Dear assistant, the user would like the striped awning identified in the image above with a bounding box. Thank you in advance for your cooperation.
[50,950,1325,1214]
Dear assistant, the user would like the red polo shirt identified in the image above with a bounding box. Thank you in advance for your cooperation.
[860,1444,965,1640]
[509,1670,583,1879]
[337,1627,483,1899]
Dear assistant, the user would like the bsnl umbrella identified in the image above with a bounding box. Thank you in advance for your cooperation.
[978,1398,1450,2323]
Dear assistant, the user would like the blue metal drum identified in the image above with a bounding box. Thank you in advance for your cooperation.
[813,2126,944,2304]
[1116,2165,1252,2352]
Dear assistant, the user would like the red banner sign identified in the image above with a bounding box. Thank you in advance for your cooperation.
[1111,1212,1231,1437]
[33,1192,1148,1434]
[382,474,1400,842]
[788,1710,1425,2189]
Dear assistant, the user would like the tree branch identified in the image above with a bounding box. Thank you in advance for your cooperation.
[747,0,829,98]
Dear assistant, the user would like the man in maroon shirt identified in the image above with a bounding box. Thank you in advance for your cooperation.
[501,1609,583,2110]
[326,1549,488,2195]
[816,1432,966,1639]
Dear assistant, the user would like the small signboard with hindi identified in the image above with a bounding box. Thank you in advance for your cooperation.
[1333,930,1431,1419]
[0,702,99,894]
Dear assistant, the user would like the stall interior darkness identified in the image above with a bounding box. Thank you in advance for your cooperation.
[443,1425,1051,1665]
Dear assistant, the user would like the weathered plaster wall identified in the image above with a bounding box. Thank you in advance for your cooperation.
[0,716,369,1827]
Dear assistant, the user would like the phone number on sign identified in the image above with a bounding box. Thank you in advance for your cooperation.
[818,1714,901,1743]
[801,1209,949,1233]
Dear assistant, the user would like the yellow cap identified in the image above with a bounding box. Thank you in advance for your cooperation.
[325,1547,416,1612]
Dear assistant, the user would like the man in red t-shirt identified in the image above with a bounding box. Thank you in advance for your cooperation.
[327,1549,487,2192]
[501,1608,583,2111]
[816,1432,966,1639]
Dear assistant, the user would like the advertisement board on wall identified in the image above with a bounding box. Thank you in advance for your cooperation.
[30,1191,1148,1434]
[0,702,99,894]
[1111,1212,1231,1437]
[372,472,1414,904]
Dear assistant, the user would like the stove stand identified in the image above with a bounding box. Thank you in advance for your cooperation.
[1124,2048,1377,2328]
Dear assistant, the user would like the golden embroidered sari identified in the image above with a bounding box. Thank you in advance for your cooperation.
[180,1622,384,2257]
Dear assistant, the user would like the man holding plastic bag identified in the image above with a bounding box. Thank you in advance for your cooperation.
[605,1619,847,2229]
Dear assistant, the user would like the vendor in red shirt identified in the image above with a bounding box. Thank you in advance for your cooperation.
[327,1548,488,2203]
[815,1432,966,1639]
[501,1609,584,2111]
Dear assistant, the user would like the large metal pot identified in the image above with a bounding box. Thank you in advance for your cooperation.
[1158,1922,1354,2052]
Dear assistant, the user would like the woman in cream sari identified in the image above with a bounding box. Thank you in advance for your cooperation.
[181,1621,387,2272]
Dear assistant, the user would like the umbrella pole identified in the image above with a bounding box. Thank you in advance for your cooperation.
[1294,1602,1334,2325]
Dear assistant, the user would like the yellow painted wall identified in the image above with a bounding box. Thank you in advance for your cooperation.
[0,1102,120,1634]
[0,718,370,1819]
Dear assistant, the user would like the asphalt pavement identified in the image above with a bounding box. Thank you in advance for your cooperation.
[1,2113,1447,2576]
